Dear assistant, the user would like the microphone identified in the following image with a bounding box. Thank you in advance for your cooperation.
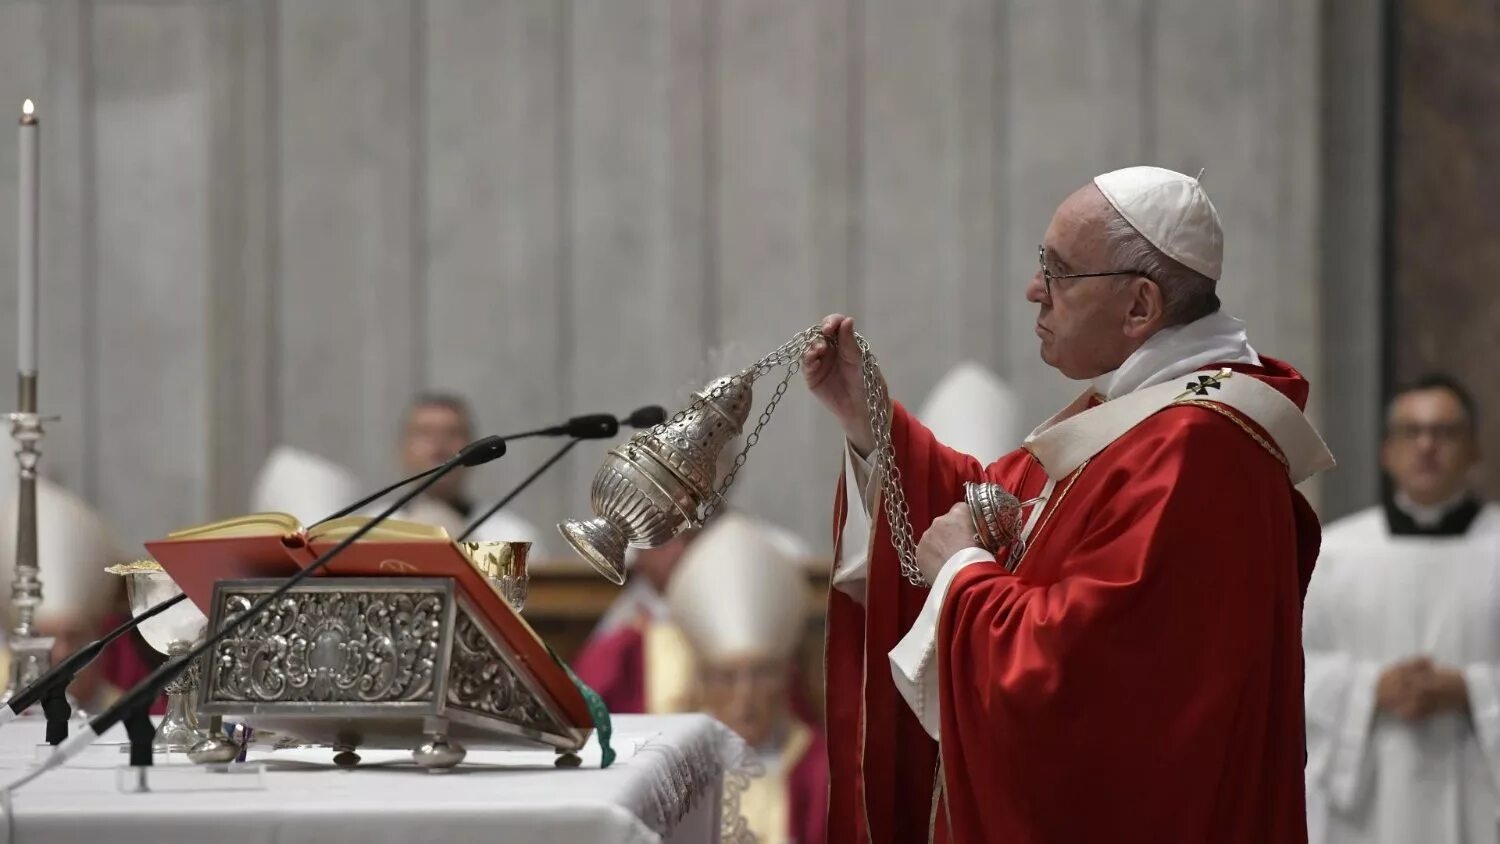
[457,406,666,541]
[7,435,508,791]
[501,413,619,442]
[624,405,667,429]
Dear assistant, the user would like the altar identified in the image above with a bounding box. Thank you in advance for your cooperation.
[0,714,749,844]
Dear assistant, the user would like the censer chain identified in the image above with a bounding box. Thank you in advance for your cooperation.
[662,325,927,587]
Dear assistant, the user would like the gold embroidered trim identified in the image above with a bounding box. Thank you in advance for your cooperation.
[1173,399,1289,470]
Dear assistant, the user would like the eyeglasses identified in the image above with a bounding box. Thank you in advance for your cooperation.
[1037,244,1145,298]
[1386,422,1472,443]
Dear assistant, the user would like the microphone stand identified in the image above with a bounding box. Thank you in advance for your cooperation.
[0,592,187,742]
[5,436,505,793]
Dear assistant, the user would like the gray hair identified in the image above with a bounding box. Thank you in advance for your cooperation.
[1101,213,1220,326]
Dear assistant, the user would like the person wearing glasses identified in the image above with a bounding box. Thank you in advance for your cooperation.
[1305,376,1500,844]
[803,166,1334,842]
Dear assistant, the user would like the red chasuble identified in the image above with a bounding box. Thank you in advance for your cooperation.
[825,358,1322,843]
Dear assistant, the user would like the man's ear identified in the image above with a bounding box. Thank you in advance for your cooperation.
[1122,277,1166,339]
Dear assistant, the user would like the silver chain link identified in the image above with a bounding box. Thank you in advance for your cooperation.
[852,333,925,586]
[656,324,927,586]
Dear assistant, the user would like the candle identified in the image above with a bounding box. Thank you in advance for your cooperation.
[18,98,38,375]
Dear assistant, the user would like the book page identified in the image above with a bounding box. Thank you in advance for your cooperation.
[165,511,302,540]
[306,515,450,543]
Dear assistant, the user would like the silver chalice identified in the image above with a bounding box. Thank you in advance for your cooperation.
[106,561,214,753]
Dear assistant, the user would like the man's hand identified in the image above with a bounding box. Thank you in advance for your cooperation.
[916,502,980,584]
[803,314,883,456]
[1376,657,1426,715]
[1377,656,1471,720]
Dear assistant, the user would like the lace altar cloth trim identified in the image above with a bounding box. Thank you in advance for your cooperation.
[628,719,761,843]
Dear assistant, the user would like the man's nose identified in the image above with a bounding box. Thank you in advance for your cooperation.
[1025,272,1047,304]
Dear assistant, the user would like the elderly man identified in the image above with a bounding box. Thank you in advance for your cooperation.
[1305,376,1500,843]
[804,166,1333,842]
[665,515,828,844]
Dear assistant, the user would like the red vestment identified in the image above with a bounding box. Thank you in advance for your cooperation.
[573,621,649,714]
[97,612,167,715]
[788,725,831,844]
[826,358,1322,843]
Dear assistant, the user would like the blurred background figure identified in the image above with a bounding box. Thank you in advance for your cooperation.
[915,361,1021,461]
[1305,376,1500,843]
[398,392,479,530]
[572,528,703,713]
[252,395,545,549]
[667,514,828,844]
[250,445,361,524]
[575,433,814,712]
[0,477,148,713]
[396,393,546,553]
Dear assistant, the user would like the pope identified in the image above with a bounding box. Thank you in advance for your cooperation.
[804,166,1335,843]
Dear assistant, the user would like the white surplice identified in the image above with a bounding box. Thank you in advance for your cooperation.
[1304,503,1500,844]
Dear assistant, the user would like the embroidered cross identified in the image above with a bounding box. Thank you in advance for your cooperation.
[1175,368,1233,400]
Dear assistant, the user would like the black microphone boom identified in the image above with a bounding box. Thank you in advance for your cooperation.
[14,435,508,785]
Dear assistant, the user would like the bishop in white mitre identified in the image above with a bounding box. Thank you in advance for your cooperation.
[1305,375,1500,843]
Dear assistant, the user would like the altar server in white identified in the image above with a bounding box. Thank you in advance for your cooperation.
[1305,375,1500,843]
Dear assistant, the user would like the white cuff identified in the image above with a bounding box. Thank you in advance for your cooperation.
[889,547,993,739]
[1324,660,1380,810]
[831,443,880,604]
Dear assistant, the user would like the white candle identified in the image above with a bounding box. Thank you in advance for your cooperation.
[17,99,38,375]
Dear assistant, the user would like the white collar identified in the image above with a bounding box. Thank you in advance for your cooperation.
[1394,490,1473,529]
[1091,310,1261,401]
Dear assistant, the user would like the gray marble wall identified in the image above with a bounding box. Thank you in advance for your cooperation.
[0,0,1381,552]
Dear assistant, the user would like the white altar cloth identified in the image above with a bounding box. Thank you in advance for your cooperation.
[0,713,748,844]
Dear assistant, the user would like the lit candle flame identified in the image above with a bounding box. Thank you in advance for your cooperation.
[22,99,34,117]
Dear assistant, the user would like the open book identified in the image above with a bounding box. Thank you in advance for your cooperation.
[145,511,453,613]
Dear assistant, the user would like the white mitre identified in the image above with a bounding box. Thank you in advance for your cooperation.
[251,446,362,525]
[917,361,1021,463]
[666,513,807,663]
[0,477,123,627]
[1093,165,1223,280]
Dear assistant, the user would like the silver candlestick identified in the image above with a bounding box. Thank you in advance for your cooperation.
[2,372,59,705]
